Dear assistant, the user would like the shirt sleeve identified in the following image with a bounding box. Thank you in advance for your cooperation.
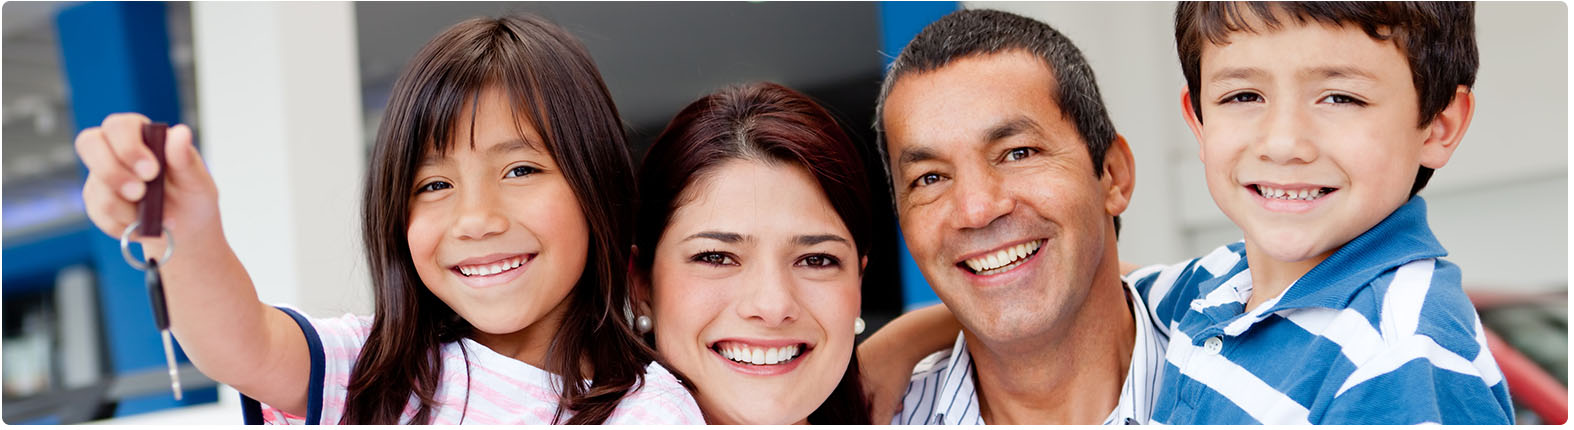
[602,363,706,424]
[253,306,375,424]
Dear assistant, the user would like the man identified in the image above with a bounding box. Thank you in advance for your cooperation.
[869,9,1163,425]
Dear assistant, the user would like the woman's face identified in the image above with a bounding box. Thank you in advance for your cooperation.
[405,86,588,360]
[648,159,862,424]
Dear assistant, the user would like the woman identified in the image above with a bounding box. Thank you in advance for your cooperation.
[630,82,873,424]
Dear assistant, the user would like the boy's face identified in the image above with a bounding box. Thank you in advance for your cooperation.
[1183,20,1434,266]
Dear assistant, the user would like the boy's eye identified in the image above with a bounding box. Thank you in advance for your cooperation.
[506,165,540,178]
[1003,147,1037,162]
[1318,94,1366,106]
[797,254,841,268]
[1221,92,1262,104]
[692,252,738,266]
[416,180,452,194]
[911,173,944,188]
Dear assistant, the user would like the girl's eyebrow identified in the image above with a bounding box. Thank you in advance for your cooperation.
[489,138,544,156]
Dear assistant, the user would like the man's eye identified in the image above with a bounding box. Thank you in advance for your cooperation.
[912,173,943,188]
[416,181,452,194]
[1004,147,1037,162]
[506,165,539,178]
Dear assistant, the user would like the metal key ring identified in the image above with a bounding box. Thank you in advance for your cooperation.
[120,221,175,270]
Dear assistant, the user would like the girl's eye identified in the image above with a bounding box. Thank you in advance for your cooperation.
[797,254,841,268]
[1221,92,1262,104]
[1319,94,1366,106]
[506,165,540,178]
[416,181,452,194]
[912,173,943,189]
[692,252,738,266]
[1003,147,1037,162]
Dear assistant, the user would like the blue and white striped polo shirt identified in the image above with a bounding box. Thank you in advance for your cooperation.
[1128,197,1514,424]
[891,281,1167,425]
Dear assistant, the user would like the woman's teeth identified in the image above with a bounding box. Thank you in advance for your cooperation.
[1256,185,1333,201]
[963,240,1042,275]
[715,342,803,366]
[457,256,526,277]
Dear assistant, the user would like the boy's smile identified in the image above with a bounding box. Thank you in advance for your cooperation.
[1181,15,1466,298]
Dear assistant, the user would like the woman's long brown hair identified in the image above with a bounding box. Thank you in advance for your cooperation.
[346,15,655,424]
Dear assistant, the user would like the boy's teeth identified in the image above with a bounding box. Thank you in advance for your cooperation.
[963,240,1043,274]
[716,342,802,366]
[1257,186,1326,201]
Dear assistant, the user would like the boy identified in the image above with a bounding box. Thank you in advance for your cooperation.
[1128,1,1512,424]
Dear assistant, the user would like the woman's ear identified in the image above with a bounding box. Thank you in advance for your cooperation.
[629,245,654,316]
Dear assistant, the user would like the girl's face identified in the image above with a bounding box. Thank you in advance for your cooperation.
[648,160,862,424]
[406,86,589,359]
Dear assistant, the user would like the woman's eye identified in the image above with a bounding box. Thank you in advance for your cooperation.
[798,254,841,268]
[693,252,737,266]
[416,181,452,194]
[1222,92,1262,104]
[1004,147,1037,162]
[912,173,943,188]
[506,165,539,178]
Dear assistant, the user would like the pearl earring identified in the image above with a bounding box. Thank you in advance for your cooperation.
[636,315,653,335]
[854,317,866,335]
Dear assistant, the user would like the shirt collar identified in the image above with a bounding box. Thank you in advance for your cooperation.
[930,332,980,425]
[1267,195,1445,313]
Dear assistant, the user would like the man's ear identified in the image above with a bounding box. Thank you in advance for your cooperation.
[629,245,654,316]
[1179,87,1207,162]
[1420,85,1475,169]
[1103,133,1136,217]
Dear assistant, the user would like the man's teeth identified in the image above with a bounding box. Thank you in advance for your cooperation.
[1256,185,1329,201]
[716,342,802,366]
[963,240,1042,275]
[457,256,526,277]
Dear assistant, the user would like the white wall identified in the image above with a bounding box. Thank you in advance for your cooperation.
[969,1,1568,293]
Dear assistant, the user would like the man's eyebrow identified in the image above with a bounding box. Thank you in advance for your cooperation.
[794,234,850,247]
[898,146,939,168]
[683,231,748,244]
[982,117,1041,143]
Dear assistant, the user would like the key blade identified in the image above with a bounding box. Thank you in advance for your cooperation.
[162,330,182,401]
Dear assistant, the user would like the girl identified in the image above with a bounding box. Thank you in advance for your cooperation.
[629,82,872,424]
[73,15,701,424]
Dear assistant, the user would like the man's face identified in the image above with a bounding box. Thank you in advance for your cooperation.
[882,51,1118,343]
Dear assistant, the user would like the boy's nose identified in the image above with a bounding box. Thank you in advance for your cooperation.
[1258,106,1319,164]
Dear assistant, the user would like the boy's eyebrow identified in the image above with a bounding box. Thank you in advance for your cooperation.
[1302,66,1379,82]
[1208,66,1268,83]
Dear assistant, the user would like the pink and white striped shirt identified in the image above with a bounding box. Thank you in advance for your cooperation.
[255,308,704,424]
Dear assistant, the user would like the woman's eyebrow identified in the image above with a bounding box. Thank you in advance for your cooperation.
[684,231,748,244]
[794,234,850,247]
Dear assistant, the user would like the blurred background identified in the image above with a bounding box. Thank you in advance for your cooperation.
[0,1,1564,424]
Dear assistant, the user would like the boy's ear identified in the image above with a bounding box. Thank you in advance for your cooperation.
[1179,87,1207,162]
[1420,85,1475,169]
[1102,133,1136,217]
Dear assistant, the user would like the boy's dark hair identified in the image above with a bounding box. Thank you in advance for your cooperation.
[1176,2,1478,197]
[875,8,1122,234]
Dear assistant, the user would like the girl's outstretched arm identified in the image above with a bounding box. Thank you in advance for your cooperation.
[77,113,311,415]
[856,303,962,424]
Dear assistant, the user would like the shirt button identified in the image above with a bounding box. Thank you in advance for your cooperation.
[1203,336,1223,354]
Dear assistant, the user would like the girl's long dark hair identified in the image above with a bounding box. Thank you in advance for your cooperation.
[347,15,654,424]
[635,82,873,424]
